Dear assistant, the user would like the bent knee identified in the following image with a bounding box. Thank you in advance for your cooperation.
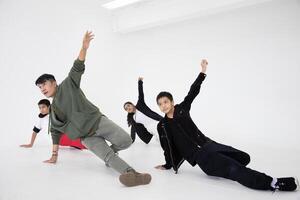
[242,153,251,166]
[120,136,132,148]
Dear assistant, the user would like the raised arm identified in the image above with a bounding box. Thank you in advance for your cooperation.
[138,77,144,102]
[179,59,208,111]
[78,31,94,61]
[68,31,94,87]
[137,77,164,121]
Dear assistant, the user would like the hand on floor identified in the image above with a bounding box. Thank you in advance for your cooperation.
[154,165,166,170]
[20,144,33,148]
[43,155,57,164]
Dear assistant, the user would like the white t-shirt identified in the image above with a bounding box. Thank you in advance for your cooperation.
[134,110,159,136]
[32,114,51,145]
[33,114,49,133]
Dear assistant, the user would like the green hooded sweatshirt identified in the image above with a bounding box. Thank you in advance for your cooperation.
[50,59,102,144]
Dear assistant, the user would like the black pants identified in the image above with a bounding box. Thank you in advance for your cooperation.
[194,141,273,190]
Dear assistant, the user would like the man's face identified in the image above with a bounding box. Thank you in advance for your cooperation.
[37,80,57,98]
[38,104,50,115]
[157,97,174,114]
[124,103,136,113]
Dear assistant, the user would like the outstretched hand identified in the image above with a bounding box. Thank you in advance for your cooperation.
[201,59,208,73]
[82,31,94,50]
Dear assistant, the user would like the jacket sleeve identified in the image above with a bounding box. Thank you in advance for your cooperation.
[137,80,163,121]
[157,123,172,170]
[138,80,144,102]
[179,72,206,111]
[68,59,85,88]
[50,127,63,145]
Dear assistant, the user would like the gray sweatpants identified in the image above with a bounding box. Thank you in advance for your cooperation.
[81,116,134,174]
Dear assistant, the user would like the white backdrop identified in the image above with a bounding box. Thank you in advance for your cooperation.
[0,0,299,151]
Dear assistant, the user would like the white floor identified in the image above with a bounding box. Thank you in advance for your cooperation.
[0,140,299,200]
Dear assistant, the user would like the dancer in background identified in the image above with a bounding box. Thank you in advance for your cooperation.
[124,77,162,144]
[20,99,51,148]
[20,99,86,149]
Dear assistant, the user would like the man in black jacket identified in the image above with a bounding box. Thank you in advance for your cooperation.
[155,59,298,191]
[124,77,163,144]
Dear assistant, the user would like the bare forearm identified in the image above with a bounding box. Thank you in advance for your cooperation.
[20,132,38,148]
[78,31,94,61]
[78,47,87,61]
[30,132,37,145]
[43,144,59,163]
[52,144,59,154]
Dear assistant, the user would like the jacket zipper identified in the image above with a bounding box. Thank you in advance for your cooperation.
[161,122,183,174]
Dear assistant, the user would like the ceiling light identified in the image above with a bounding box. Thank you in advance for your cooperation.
[102,0,145,10]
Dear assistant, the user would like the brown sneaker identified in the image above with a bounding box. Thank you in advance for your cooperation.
[119,171,151,187]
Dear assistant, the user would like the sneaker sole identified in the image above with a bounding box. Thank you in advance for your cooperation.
[119,173,151,187]
[295,177,299,191]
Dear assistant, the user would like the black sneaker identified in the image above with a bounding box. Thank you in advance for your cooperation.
[274,177,298,191]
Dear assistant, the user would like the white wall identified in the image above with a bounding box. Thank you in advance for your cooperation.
[0,0,299,150]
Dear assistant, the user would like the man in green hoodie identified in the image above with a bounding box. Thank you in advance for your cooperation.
[35,31,151,187]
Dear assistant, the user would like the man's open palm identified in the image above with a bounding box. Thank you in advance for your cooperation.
[82,31,94,50]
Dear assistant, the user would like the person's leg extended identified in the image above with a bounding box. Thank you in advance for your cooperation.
[196,146,273,190]
[82,116,151,186]
[95,116,132,153]
[215,152,273,190]
[81,135,133,174]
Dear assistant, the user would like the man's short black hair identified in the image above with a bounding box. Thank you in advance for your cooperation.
[123,101,134,110]
[156,91,173,104]
[35,74,56,85]
[38,99,50,107]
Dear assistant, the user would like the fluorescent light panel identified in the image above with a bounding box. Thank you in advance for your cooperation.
[102,0,145,10]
